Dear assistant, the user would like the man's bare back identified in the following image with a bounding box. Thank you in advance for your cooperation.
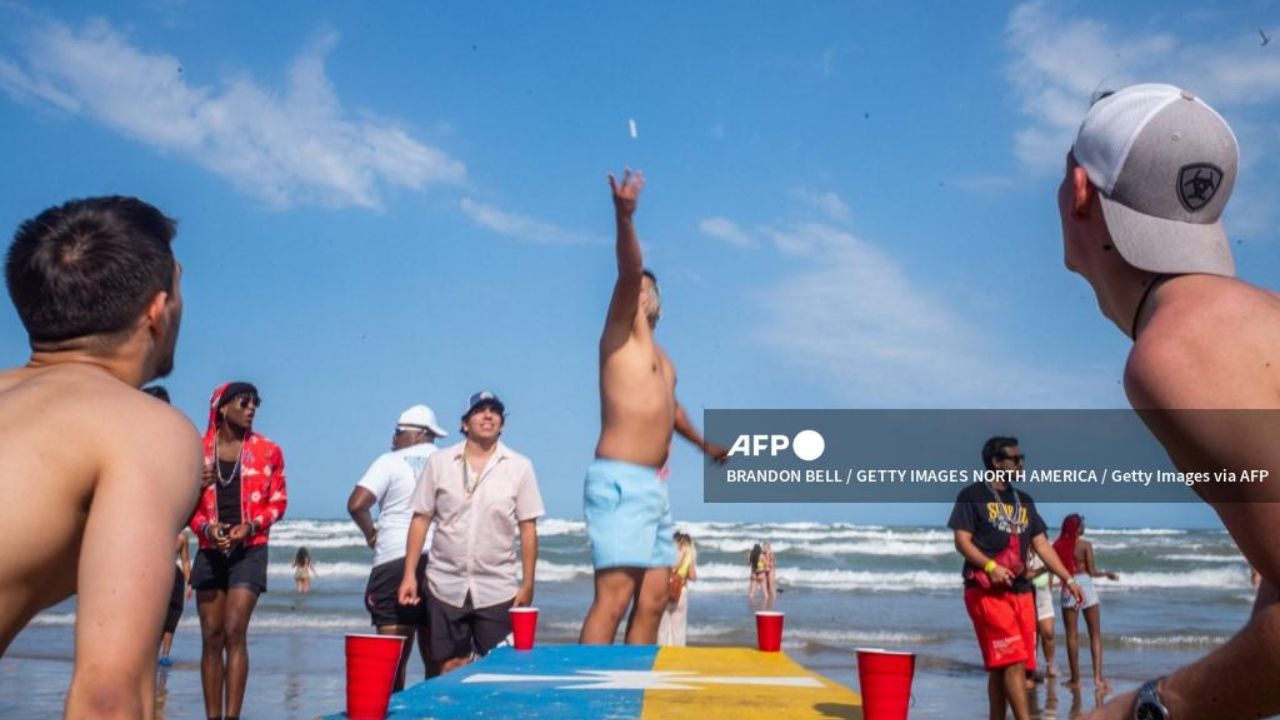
[1126,275,1280,587]
[0,364,201,654]
[1,195,201,717]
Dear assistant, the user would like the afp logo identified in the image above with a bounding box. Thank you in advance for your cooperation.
[726,429,825,462]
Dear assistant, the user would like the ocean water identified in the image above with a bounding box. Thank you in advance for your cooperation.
[3,519,1255,719]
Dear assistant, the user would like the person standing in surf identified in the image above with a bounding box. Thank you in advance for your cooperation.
[578,169,728,645]
[1053,514,1119,691]
[190,382,287,720]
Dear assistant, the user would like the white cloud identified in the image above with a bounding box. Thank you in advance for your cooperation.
[791,188,852,224]
[0,19,464,208]
[753,221,1115,406]
[698,217,754,248]
[1006,1,1280,173]
[459,198,604,245]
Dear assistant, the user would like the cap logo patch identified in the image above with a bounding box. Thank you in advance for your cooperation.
[1178,163,1223,212]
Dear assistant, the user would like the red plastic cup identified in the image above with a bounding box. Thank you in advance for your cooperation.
[755,611,784,652]
[855,648,915,720]
[510,607,539,650]
[345,634,406,720]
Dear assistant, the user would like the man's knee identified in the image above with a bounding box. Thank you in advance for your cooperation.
[201,623,226,648]
[68,672,145,718]
[222,617,251,648]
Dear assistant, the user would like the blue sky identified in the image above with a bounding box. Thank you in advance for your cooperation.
[2,1,1278,528]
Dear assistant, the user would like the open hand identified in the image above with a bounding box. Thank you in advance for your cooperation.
[608,168,645,219]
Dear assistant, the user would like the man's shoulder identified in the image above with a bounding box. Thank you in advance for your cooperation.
[498,443,534,470]
[396,442,439,460]
[246,431,282,455]
[1128,277,1280,408]
[427,442,464,466]
[953,482,986,502]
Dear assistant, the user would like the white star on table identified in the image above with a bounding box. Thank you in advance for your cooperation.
[462,670,824,691]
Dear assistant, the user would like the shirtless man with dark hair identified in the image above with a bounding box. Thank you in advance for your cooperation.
[0,196,202,719]
[578,170,727,645]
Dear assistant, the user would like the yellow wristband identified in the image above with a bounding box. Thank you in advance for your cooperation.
[983,560,998,573]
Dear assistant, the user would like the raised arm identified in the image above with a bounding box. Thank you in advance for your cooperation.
[602,169,646,351]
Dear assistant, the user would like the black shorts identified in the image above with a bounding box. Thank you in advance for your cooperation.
[162,565,185,634]
[427,591,513,664]
[191,545,269,594]
[365,555,428,628]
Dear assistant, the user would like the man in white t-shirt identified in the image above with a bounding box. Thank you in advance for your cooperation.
[347,404,447,689]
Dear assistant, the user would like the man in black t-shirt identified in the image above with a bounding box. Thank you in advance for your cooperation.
[948,437,1081,720]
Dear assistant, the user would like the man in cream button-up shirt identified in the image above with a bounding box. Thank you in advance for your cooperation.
[398,391,544,675]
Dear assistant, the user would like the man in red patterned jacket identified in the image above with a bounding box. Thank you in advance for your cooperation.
[190,381,287,720]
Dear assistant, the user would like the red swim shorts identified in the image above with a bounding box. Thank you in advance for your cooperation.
[964,586,1037,671]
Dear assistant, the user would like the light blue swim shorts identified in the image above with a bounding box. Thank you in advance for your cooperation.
[583,459,676,570]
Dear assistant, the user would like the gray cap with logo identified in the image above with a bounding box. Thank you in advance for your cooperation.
[1072,83,1238,276]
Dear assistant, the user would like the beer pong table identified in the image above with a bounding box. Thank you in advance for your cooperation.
[322,645,862,719]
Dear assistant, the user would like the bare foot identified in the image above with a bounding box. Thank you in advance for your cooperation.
[1046,664,1057,677]
[1062,678,1081,689]
[1095,676,1110,691]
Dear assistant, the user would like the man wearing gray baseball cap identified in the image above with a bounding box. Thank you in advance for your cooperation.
[1059,83,1280,720]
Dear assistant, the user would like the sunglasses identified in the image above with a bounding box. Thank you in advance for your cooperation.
[1001,453,1026,464]
[234,395,261,409]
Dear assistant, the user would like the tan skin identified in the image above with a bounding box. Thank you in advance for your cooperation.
[579,169,728,646]
[1061,152,1280,720]
[196,393,263,720]
[346,426,436,690]
[1060,521,1120,692]
[952,449,1084,720]
[0,264,202,719]
[397,408,537,676]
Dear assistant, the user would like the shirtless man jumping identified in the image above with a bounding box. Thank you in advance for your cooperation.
[0,196,202,718]
[578,170,727,645]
